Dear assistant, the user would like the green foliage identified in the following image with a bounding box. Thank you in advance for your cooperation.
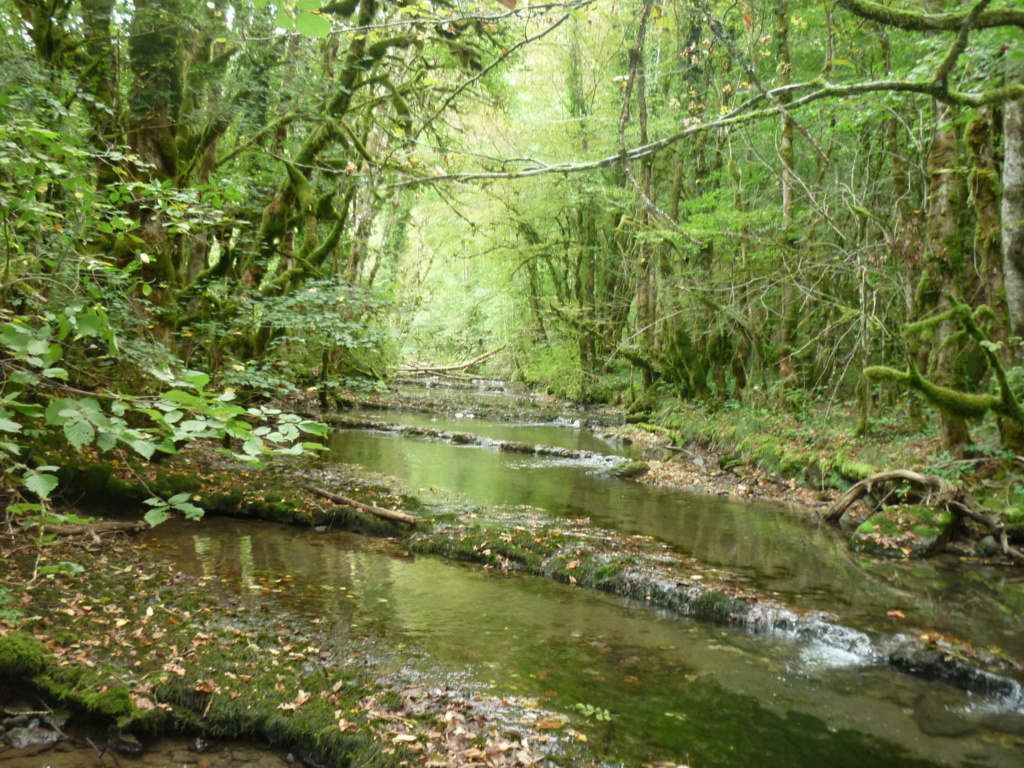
[0,588,22,623]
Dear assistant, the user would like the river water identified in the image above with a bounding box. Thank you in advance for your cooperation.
[141,405,1024,767]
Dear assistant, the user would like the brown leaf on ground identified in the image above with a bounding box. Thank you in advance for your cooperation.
[278,689,311,711]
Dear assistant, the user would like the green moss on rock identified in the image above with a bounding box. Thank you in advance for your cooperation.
[609,461,649,479]
[0,631,50,678]
[851,504,953,559]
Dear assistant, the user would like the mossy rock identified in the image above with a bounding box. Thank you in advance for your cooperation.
[609,460,649,479]
[839,460,877,483]
[850,504,953,559]
[0,631,50,679]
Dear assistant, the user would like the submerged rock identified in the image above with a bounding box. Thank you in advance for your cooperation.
[849,504,953,558]
[608,460,649,479]
[913,697,980,737]
[108,728,145,757]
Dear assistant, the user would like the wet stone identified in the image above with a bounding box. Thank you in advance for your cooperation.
[5,723,61,750]
[913,697,980,737]
[108,729,144,758]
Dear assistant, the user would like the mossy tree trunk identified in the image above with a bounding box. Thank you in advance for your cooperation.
[925,106,971,456]
[1004,98,1024,365]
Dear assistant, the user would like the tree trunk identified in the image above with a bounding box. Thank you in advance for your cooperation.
[926,107,970,456]
[1004,99,1024,364]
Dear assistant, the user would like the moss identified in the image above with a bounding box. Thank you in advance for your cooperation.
[691,590,746,623]
[0,631,50,679]
[851,505,954,558]
[609,460,649,479]
[79,686,136,719]
[839,460,877,482]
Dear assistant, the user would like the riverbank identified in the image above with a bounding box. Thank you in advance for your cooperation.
[4,393,1024,765]
[0,530,595,767]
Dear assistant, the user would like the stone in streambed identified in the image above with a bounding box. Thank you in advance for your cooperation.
[913,697,980,737]
[608,461,649,479]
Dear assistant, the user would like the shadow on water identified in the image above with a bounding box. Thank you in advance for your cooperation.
[141,519,1024,768]
[325,426,1024,657]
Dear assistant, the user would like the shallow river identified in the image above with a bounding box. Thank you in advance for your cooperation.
[328,412,1024,656]
[138,409,1024,766]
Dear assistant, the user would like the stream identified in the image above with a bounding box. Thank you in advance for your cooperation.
[139,400,1024,767]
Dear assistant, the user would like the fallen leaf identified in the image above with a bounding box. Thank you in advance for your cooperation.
[567,560,579,570]
[278,689,311,711]
[536,717,566,730]
[162,662,186,676]
[887,610,906,619]
[392,734,418,743]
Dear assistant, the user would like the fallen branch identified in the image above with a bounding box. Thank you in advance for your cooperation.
[303,485,417,526]
[39,520,148,535]
[823,470,950,524]
[397,345,506,376]
[824,470,1024,564]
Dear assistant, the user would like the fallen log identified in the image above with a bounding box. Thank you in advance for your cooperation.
[40,520,148,535]
[396,345,505,375]
[303,485,417,526]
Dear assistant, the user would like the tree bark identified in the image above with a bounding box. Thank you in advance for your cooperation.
[1003,99,1024,362]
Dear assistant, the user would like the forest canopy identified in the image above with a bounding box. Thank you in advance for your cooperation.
[2,0,1024,522]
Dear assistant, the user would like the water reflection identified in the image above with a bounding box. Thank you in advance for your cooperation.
[142,519,1023,768]
[325,427,1024,654]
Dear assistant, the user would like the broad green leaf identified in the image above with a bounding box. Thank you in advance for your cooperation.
[0,325,32,353]
[168,492,191,505]
[45,399,76,425]
[175,502,204,520]
[144,507,170,527]
[75,311,104,337]
[274,9,296,29]
[26,338,51,356]
[97,431,117,451]
[163,390,201,405]
[295,0,323,10]
[10,371,39,386]
[183,371,210,389]
[0,417,21,432]
[130,439,156,460]
[42,367,68,380]
[23,471,58,499]
[295,11,331,37]
[64,416,95,449]
[242,438,264,456]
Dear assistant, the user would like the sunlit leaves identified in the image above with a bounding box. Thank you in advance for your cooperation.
[295,12,331,37]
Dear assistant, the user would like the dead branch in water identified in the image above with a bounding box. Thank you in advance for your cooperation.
[397,345,506,376]
[303,485,417,526]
